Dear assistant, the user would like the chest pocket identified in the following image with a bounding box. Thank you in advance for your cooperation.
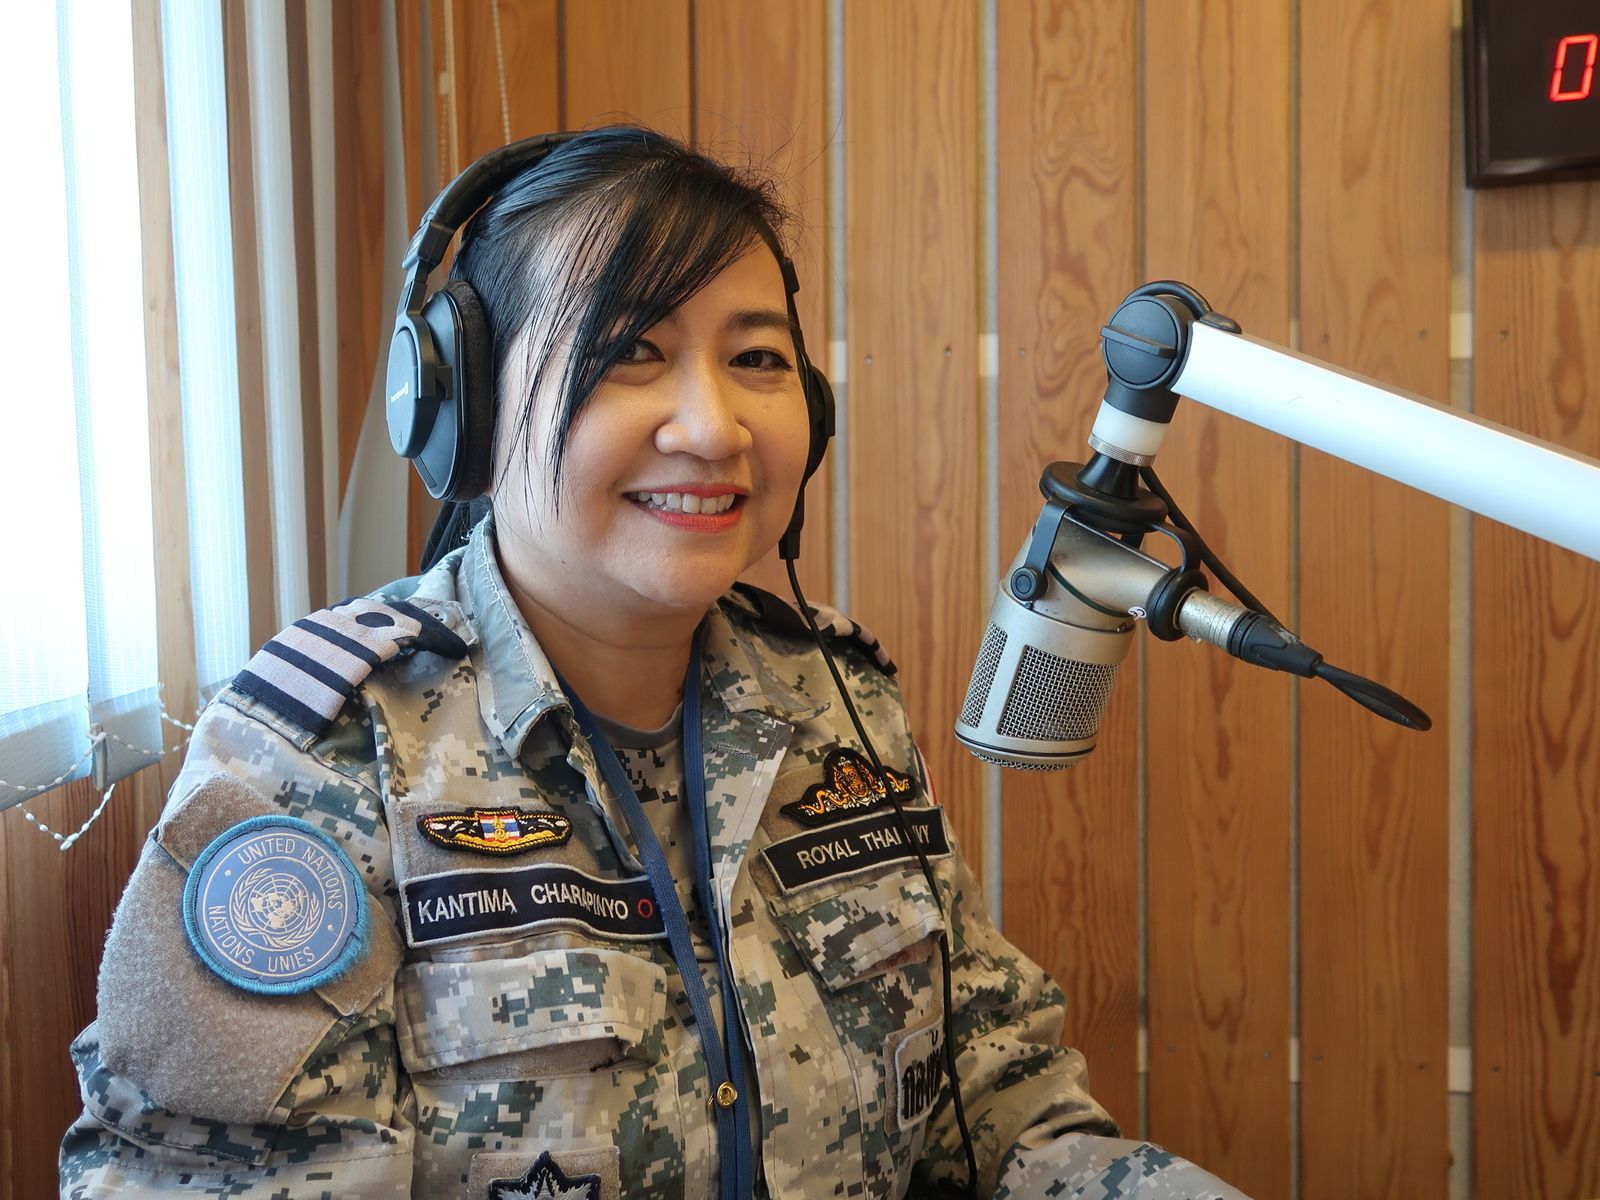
[395,947,669,1080]
[768,863,947,993]
[399,947,690,1200]
[766,852,950,1197]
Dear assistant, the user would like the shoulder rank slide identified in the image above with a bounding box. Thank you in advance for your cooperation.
[733,584,897,676]
[808,603,896,675]
[232,596,468,736]
[182,815,368,995]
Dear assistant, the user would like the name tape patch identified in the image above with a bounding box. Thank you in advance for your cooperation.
[182,815,367,995]
[892,1018,946,1130]
[761,806,951,895]
[401,861,666,947]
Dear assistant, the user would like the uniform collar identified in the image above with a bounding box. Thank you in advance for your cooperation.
[703,599,829,723]
[459,517,824,762]
[460,518,573,761]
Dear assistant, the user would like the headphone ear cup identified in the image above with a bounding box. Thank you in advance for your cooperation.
[802,362,835,483]
[439,280,495,502]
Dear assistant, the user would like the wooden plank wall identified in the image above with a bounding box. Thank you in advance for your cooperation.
[844,0,984,859]
[1298,3,1453,1197]
[1473,183,1600,1199]
[1144,6,1294,1196]
[996,0,1141,1131]
[7,4,1600,1198]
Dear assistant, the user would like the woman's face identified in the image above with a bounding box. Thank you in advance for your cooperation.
[493,243,812,624]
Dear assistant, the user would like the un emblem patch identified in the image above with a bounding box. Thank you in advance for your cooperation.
[182,815,367,995]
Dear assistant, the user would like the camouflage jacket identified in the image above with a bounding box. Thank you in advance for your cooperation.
[61,519,1238,1200]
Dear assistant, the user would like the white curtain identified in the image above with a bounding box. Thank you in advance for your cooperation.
[247,0,311,628]
[1,0,411,837]
[0,0,252,831]
[1,1,162,810]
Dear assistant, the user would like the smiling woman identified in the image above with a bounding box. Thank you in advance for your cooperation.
[489,244,811,728]
[59,127,1248,1200]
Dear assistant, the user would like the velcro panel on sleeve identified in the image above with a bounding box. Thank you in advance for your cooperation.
[95,774,400,1127]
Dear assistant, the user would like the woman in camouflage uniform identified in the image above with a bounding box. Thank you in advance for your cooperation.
[61,127,1246,1200]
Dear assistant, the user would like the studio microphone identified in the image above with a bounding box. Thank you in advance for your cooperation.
[957,280,1433,771]
[956,507,1245,769]
[956,473,1429,769]
[954,503,1350,769]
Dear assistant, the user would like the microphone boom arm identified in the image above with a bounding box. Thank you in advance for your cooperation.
[1092,282,1600,562]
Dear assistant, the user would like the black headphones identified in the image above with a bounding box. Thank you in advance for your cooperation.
[385,131,834,561]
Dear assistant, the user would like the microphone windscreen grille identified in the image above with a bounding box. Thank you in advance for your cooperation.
[969,750,1062,771]
[997,646,1120,741]
[959,623,1008,728]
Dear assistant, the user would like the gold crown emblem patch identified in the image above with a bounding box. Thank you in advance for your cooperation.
[417,807,572,855]
[781,748,917,827]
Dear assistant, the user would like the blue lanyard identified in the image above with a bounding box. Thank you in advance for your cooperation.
[562,629,755,1200]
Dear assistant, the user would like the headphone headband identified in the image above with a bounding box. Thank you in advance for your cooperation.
[396,133,581,324]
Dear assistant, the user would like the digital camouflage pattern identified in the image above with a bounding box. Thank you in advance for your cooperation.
[61,519,1249,1199]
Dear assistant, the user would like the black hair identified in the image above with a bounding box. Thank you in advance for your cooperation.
[452,126,793,512]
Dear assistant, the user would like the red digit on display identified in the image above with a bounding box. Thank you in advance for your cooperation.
[1549,33,1599,102]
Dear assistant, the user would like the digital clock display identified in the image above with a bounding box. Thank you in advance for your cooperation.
[1466,0,1600,185]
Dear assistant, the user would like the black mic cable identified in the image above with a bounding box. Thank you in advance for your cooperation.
[1139,465,1430,730]
[784,555,980,1200]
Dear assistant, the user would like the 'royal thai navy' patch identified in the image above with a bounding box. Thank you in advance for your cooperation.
[780,747,918,827]
[418,807,572,855]
[761,806,951,894]
[182,815,367,995]
[487,1150,602,1200]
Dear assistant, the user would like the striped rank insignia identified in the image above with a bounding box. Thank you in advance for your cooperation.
[418,807,572,855]
[232,596,469,736]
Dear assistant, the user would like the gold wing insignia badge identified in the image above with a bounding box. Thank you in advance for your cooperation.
[417,807,572,855]
[781,748,917,827]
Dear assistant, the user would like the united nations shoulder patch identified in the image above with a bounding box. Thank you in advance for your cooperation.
[418,807,572,855]
[181,815,367,995]
[781,747,918,827]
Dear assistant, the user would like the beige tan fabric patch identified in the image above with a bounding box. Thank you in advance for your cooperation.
[466,1145,621,1200]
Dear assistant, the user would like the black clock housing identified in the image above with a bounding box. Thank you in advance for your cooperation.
[1465,0,1600,186]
